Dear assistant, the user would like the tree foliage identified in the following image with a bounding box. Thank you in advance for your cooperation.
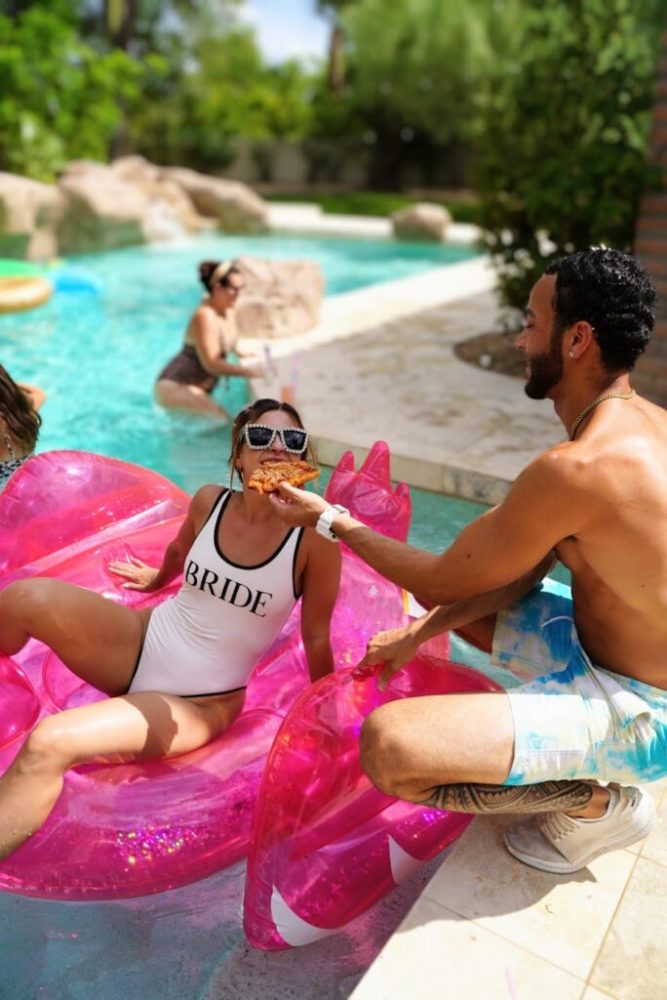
[0,0,662,210]
[0,1,313,177]
[473,0,662,314]
[129,24,315,171]
[0,6,143,180]
[343,0,510,146]
[312,0,520,188]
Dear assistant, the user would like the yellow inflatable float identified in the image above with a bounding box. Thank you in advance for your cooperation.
[0,275,53,313]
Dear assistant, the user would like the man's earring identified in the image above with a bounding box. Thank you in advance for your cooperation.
[569,350,575,358]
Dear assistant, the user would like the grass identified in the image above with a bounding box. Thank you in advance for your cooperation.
[266,191,481,224]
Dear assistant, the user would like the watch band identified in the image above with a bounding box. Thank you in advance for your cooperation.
[315,504,349,541]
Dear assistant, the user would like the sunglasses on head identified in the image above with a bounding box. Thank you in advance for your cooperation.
[243,423,309,453]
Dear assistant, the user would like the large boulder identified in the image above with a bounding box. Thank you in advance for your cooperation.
[57,167,148,254]
[233,256,324,340]
[391,202,451,242]
[159,166,268,233]
[0,173,64,260]
[0,159,269,257]
[60,160,111,180]
[108,155,160,186]
[110,156,209,236]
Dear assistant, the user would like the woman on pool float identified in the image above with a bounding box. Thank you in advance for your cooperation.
[0,398,341,860]
[155,259,266,420]
[0,365,45,492]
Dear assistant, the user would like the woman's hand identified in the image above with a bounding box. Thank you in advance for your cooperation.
[18,382,47,411]
[237,346,264,361]
[108,555,160,591]
[241,358,267,379]
[357,625,420,691]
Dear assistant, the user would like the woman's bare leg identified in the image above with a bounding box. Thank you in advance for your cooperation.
[0,688,244,858]
[0,578,146,694]
[154,380,229,420]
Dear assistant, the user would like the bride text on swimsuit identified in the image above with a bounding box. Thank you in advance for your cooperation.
[184,559,273,616]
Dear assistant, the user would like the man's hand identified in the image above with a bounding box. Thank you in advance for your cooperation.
[358,625,420,691]
[108,555,160,591]
[269,482,328,527]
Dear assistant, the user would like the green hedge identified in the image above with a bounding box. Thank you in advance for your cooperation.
[474,0,661,313]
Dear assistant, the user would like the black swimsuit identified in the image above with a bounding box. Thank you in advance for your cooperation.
[0,430,28,490]
[157,345,225,394]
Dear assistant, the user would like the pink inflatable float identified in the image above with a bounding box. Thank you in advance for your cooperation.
[0,443,411,899]
[244,657,500,949]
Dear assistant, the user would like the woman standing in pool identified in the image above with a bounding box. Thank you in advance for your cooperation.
[155,259,266,419]
[0,365,45,491]
[0,398,340,860]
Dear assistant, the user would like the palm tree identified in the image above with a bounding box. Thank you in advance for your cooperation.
[104,0,139,50]
[103,0,199,51]
[317,0,352,96]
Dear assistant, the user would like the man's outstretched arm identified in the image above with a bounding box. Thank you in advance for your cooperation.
[270,450,580,606]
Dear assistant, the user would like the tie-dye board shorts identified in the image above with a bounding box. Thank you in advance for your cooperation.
[490,580,667,786]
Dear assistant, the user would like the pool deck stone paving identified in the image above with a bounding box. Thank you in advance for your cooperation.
[249,212,667,998]
[349,777,667,1000]
[262,201,561,505]
[253,254,561,506]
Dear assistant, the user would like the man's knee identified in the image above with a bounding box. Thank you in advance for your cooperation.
[360,705,412,797]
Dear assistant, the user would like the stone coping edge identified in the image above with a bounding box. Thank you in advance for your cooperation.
[314,436,511,507]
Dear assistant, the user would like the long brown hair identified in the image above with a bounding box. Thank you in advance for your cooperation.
[0,365,41,452]
[229,398,315,485]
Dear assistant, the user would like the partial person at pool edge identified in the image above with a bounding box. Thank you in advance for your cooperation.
[268,248,666,876]
[0,364,45,491]
[0,398,340,860]
[155,259,266,420]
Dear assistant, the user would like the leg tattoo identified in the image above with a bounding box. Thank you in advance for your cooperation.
[425,780,593,815]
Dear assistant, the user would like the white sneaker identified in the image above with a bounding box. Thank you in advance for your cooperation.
[503,783,655,874]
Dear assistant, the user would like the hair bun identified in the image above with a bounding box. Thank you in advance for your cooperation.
[198,260,220,290]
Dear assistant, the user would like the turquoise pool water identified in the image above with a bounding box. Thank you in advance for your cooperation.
[0,233,478,483]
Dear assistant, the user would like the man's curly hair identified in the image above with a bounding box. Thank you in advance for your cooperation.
[545,249,655,372]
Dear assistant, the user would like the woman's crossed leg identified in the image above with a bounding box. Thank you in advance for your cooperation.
[0,577,243,858]
[0,688,243,859]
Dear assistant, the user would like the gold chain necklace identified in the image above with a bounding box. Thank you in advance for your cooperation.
[568,389,636,441]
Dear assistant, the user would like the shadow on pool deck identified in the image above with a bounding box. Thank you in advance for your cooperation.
[349,778,667,1000]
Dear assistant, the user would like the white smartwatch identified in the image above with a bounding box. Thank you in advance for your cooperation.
[315,503,349,542]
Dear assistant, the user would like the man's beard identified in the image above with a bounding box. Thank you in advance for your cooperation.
[524,332,563,400]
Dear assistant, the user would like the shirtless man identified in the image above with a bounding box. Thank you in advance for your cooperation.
[269,248,666,874]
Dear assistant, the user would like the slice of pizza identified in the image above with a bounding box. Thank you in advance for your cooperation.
[247,460,320,494]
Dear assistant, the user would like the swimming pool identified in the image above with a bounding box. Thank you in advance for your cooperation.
[0,235,498,1000]
[0,233,479,487]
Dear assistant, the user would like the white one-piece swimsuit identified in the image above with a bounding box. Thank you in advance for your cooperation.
[127,489,304,697]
